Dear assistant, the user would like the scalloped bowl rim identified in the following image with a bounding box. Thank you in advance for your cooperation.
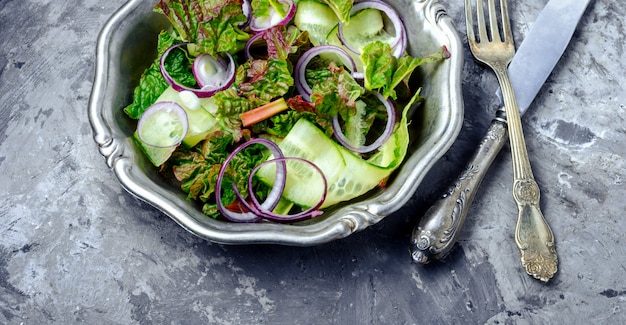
[88,0,464,246]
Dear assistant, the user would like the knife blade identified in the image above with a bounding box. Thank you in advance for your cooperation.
[497,0,592,112]
[410,0,592,264]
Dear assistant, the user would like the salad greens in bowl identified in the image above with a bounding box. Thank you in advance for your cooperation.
[88,0,464,245]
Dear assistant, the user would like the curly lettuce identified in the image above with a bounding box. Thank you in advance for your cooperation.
[169,130,269,218]
[124,31,192,119]
[361,41,450,99]
[154,0,250,56]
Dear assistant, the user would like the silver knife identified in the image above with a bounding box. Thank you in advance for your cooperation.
[411,0,592,264]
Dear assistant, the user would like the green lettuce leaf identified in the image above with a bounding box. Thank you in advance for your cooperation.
[366,88,422,169]
[249,109,316,138]
[213,88,260,117]
[361,41,449,99]
[209,57,294,139]
[360,41,394,92]
[205,56,294,139]
[320,0,354,22]
[237,58,294,102]
[164,45,198,88]
[154,0,249,56]
[310,62,364,119]
[251,0,289,21]
[169,130,270,218]
[124,31,179,119]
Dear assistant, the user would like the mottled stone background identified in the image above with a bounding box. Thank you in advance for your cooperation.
[1,0,624,324]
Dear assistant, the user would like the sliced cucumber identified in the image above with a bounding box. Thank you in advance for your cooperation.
[154,87,219,147]
[135,101,188,166]
[323,99,412,207]
[263,90,415,208]
[272,196,295,215]
[322,144,391,207]
[331,8,386,42]
[257,117,410,209]
[133,131,177,167]
[327,8,395,70]
[257,118,346,208]
[294,0,340,46]
[137,102,187,147]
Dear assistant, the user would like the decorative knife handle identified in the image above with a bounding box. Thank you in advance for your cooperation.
[410,109,508,264]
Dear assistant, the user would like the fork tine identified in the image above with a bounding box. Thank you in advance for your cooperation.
[464,0,475,42]
[500,0,513,43]
[487,0,501,42]
[475,0,488,43]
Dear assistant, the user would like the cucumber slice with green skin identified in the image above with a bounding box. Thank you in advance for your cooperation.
[135,101,188,166]
[258,87,415,209]
[272,196,295,215]
[257,118,346,208]
[258,118,408,209]
[133,131,177,167]
[324,143,390,207]
[154,86,219,148]
[133,132,176,167]
[327,8,395,70]
[137,102,188,147]
[334,8,386,40]
[323,123,409,207]
[135,87,222,166]
[294,0,340,46]
[323,93,413,207]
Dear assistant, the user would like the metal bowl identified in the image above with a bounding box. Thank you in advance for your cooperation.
[88,0,464,245]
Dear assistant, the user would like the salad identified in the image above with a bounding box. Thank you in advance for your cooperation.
[124,0,448,223]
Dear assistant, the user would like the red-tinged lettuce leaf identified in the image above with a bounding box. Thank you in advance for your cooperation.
[237,58,294,102]
[286,96,334,136]
[169,130,269,217]
[286,95,316,113]
[310,62,364,120]
[262,25,309,61]
[154,0,250,56]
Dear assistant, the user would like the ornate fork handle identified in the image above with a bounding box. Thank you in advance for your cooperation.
[495,64,558,282]
[411,109,508,264]
[445,0,559,281]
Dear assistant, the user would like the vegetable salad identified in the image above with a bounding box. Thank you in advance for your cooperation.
[124,0,448,222]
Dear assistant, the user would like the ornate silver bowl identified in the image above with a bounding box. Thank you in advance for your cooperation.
[88,0,464,245]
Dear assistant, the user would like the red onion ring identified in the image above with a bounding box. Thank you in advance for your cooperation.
[215,138,286,223]
[249,0,297,33]
[332,92,396,153]
[337,0,407,58]
[192,53,236,89]
[392,27,407,57]
[243,31,266,60]
[160,43,236,98]
[294,45,358,102]
[247,157,326,221]
[240,0,252,28]
[137,101,189,148]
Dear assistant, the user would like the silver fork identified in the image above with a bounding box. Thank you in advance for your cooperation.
[465,0,558,282]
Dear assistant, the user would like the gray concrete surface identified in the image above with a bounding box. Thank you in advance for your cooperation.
[1,0,625,324]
